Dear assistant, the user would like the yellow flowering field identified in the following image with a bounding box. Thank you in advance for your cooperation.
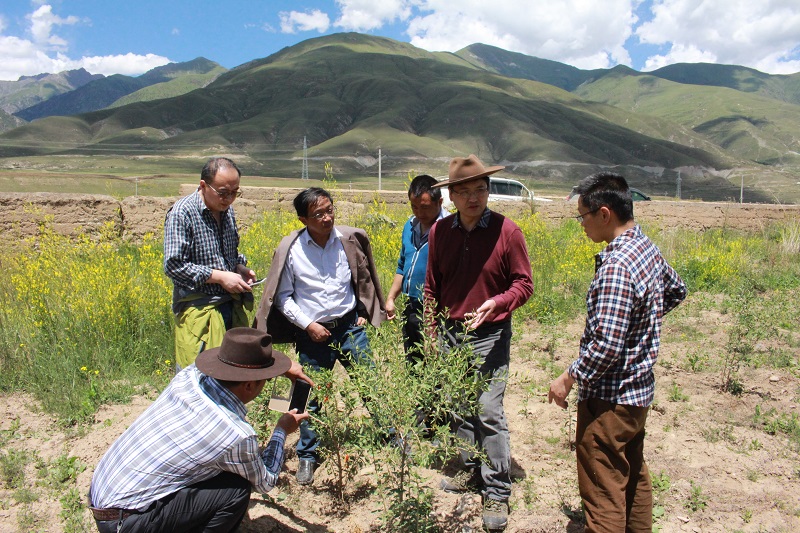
[1,201,799,423]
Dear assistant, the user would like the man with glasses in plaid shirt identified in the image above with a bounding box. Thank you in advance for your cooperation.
[164,157,256,370]
[549,172,687,532]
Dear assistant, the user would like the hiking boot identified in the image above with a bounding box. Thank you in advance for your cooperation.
[482,498,508,530]
[296,458,315,486]
[440,469,480,493]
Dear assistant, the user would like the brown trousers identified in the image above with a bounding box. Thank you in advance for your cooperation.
[576,398,652,533]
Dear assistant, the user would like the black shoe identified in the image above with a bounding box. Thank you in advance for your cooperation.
[296,458,315,486]
[440,469,481,493]
[482,498,508,530]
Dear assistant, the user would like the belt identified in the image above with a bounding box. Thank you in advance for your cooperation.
[317,309,357,330]
[90,507,136,522]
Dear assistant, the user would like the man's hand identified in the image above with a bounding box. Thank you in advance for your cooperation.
[210,269,252,293]
[284,361,316,388]
[306,322,331,343]
[356,316,367,327]
[464,299,497,330]
[385,299,396,320]
[275,409,309,434]
[548,370,575,410]
[235,264,257,285]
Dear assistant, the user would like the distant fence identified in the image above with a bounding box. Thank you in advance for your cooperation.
[2,186,799,242]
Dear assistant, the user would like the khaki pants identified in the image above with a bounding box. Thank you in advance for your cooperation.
[576,398,652,533]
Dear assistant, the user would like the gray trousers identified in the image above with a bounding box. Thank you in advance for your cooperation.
[442,320,512,501]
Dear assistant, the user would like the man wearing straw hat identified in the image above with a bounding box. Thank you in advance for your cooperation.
[89,328,311,533]
[425,155,533,530]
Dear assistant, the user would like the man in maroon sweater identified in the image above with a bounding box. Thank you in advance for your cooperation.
[425,154,533,531]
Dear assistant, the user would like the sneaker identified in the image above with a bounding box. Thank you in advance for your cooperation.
[440,469,480,493]
[296,458,315,486]
[482,498,508,530]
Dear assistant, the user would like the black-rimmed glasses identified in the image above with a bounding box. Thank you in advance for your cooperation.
[309,207,335,220]
[575,207,600,223]
[206,182,242,200]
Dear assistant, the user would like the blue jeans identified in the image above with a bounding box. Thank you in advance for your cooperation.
[441,320,512,502]
[295,316,373,461]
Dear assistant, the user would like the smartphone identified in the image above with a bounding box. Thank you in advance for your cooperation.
[267,377,311,413]
[288,379,312,414]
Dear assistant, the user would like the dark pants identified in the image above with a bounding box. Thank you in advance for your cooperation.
[442,320,512,502]
[295,315,373,461]
[93,471,250,533]
[576,398,652,533]
[402,298,425,365]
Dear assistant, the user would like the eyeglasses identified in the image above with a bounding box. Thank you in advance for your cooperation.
[451,187,489,200]
[206,182,242,200]
[309,207,335,220]
[575,207,600,223]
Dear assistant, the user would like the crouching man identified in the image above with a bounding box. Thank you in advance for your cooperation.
[88,328,311,532]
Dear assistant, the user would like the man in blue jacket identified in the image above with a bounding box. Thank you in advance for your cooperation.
[384,174,446,363]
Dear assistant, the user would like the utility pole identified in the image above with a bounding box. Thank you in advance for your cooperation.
[301,136,309,180]
[378,148,382,191]
[675,171,681,199]
[740,174,744,203]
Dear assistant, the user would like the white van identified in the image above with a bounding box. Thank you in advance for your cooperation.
[440,177,549,210]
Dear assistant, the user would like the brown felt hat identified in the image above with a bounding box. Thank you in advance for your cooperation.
[433,154,504,188]
[196,327,291,381]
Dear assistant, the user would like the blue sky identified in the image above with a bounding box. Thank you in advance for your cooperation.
[0,0,798,80]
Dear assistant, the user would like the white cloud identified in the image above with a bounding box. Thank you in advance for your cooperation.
[405,0,637,69]
[28,4,79,49]
[636,0,800,73]
[279,9,331,34]
[0,4,171,80]
[334,0,412,31]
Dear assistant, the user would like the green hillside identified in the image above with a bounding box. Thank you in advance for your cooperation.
[106,67,227,109]
[0,33,797,202]
[651,63,800,106]
[14,58,224,121]
[574,72,800,165]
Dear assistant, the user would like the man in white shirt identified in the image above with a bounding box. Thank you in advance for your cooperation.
[254,187,386,486]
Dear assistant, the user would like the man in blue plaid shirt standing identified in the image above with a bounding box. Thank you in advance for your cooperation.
[549,172,687,532]
[164,157,257,369]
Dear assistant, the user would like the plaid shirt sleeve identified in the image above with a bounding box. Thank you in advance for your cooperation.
[569,261,634,386]
[662,261,687,315]
[163,205,213,289]
[214,428,286,494]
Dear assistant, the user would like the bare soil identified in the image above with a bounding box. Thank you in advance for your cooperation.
[1,294,799,532]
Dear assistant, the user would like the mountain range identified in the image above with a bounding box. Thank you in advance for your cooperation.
[1,32,798,202]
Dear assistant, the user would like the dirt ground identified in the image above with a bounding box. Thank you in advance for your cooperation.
[1,290,799,533]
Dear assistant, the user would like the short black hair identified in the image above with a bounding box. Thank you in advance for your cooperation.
[201,157,241,184]
[408,175,441,201]
[294,187,333,217]
[574,172,633,222]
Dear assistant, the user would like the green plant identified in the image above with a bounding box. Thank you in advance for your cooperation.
[746,470,760,482]
[0,448,29,489]
[685,481,708,512]
[667,382,689,402]
[60,487,92,533]
[741,508,753,523]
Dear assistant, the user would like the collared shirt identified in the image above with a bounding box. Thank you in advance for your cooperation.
[397,209,447,299]
[164,190,246,314]
[410,208,446,249]
[89,366,285,511]
[568,225,687,407]
[275,227,356,330]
